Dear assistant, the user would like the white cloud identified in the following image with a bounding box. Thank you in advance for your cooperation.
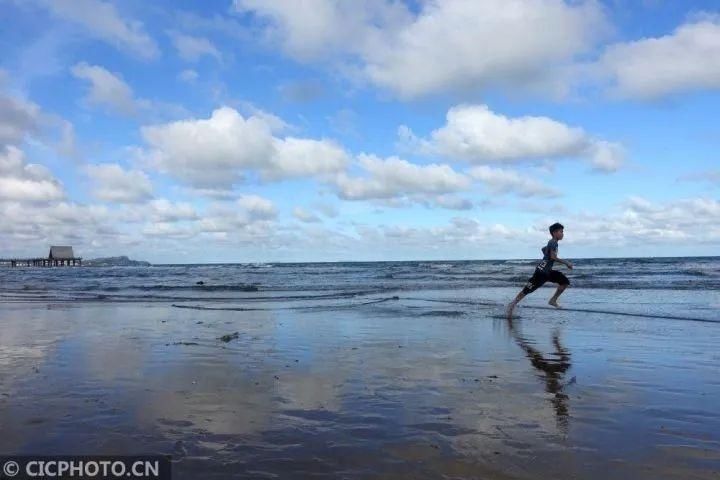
[71,63,185,121]
[678,169,720,185]
[333,154,472,201]
[599,16,720,99]
[363,0,607,98]
[233,0,403,61]
[142,222,197,239]
[56,119,79,158]
[293,207,321,223]
[236,103,290,133]
[327,108,358,137]
[234,0,607,98]
[178,69,199,83]
[122,198,199,223]
[0,86,79,159]
[267,137,349,180]
[175,10,250,41]
[0,191,281,256]
[142,107,275,187]
[423,104,586,161]
[404,104,624,172]
[469,166,560,198]
[587,141,624,173]
[279,80,326,103]
[0,94,41,147]
[71,63,138,115]
[42,0,159,59]
[2,190,717,260]
[356,216,525,249]
[193,197,279,239]
[0,146,64,202]
[169,32,221,62]
[148,199,198,222]
[314,202,339,218]
[427,195,474,210]
[564,196,720,246]
[141,106,349,189]
[0,201,113,245]
[85,163,153,203]
[237,194,277,220]
[348,196,720,256]
[177,186,238,200]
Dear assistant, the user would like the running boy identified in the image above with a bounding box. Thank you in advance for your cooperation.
[507,223,572,318]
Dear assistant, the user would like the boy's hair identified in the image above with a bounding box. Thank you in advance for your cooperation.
[549,222,564,234]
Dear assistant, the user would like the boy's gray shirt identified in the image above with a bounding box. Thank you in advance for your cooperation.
[539,239,558,273]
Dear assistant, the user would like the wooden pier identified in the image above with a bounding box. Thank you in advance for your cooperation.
[0,246,82,267]
[0,258,82,267]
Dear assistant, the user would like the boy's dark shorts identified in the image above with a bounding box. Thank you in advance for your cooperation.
[522,269,570,295]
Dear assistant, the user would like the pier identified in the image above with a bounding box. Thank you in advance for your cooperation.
[0,246,82,267]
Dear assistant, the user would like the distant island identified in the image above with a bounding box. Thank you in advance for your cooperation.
[83,255,151,267]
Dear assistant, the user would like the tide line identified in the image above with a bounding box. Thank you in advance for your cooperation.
[401,297,719,324]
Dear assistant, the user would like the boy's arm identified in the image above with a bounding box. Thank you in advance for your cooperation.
[550,250,573,269]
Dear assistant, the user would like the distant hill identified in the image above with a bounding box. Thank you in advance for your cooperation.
[83,255,151,267]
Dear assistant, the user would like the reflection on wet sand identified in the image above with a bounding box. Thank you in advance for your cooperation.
[506,317,572,431]
[2,297,720,479]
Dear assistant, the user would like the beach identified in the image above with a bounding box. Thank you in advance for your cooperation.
[1,260,719,478]
[6,0,720,476]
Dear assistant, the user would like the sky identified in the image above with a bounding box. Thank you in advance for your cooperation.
[1,0,719,263]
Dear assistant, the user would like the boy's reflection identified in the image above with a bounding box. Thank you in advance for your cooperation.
[507,317,572,430]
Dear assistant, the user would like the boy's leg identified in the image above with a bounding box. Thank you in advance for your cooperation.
[508,271,545,317]
[511,290,527,305]
[548,271,570,308]
[507,290,526,316]
[548,285,567,308]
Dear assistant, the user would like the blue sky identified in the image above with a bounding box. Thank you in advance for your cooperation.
[1,0,719,263]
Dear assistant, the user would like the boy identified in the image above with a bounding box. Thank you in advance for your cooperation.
[507,222,573,318]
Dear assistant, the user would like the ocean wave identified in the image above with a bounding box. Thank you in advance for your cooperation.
[682,269,717,277]
[2,257,718,303]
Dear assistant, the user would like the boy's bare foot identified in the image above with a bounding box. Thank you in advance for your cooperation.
[548,299,562,309]
[506,302,515,319]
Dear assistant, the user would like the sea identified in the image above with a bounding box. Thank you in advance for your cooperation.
[1,257,718,315]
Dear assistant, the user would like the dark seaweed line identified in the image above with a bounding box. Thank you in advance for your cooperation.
[0,289,391,304]
[401,297,720,324]
[170,296,399,312]
[522,305,720,324]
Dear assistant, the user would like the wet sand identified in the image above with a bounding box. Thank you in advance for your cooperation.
[1,287,719,479]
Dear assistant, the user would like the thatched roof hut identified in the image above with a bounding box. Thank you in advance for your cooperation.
[49,246,74,260]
